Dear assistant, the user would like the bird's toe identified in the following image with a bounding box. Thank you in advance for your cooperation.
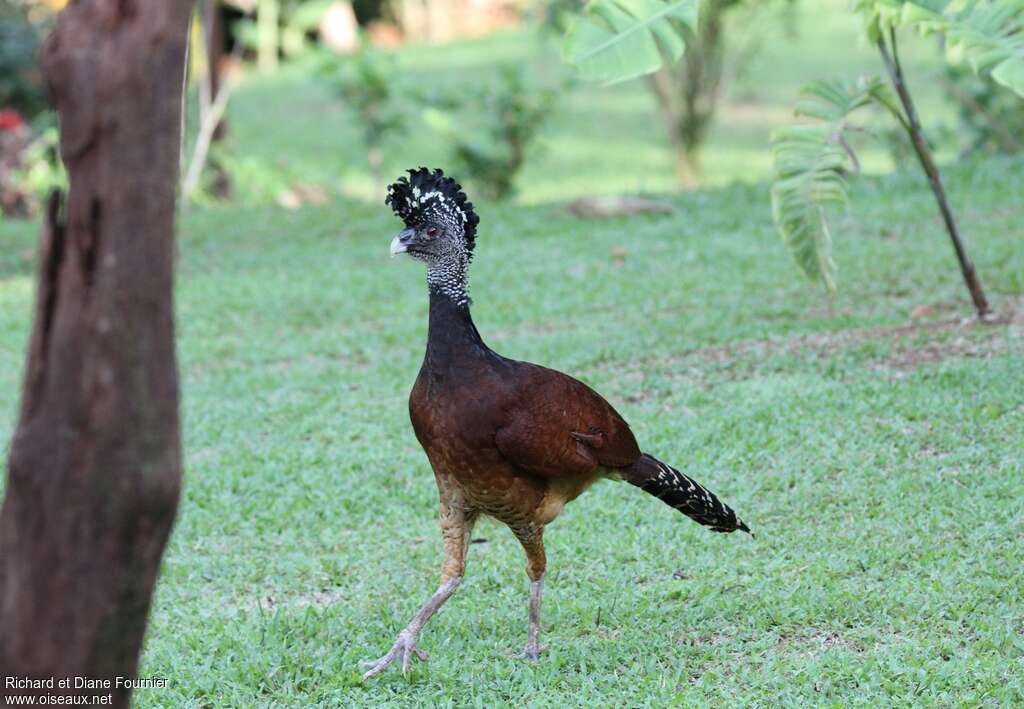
[362,631,428,680]
[517,643,547,661]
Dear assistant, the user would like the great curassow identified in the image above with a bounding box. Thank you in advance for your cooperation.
[362,168,750,680]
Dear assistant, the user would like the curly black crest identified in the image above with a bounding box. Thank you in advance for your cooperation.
[386,167,480,256]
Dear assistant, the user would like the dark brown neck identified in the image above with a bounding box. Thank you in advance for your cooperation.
[426,286,487,360]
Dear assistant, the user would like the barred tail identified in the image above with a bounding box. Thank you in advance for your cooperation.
[625,453,751,534]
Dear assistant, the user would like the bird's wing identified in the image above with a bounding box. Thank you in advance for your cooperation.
[493,362,641,479]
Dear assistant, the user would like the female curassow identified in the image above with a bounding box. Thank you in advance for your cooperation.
[363,168,750,680]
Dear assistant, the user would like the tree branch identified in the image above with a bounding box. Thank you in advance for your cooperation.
[181,38,245,209]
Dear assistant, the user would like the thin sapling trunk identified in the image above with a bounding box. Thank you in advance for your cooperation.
[876,28,990,318]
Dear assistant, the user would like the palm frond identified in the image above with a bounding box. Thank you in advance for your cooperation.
[861,0,1024,97]
[770,78,888,293]
[941,0,1024,97]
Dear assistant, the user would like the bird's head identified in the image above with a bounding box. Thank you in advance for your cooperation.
[386,167,479,268]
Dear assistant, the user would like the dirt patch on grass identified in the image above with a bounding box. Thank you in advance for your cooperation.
[597,303,1021,403]
[638,304,1021,383]
[815,631,864,654]
[695,314,1013,368]
[247,588,346,614]
[877,331,1011,372]
[775,629,865,656]
[680,631,726,649]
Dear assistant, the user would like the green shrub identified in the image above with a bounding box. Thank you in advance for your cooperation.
[1,118,64,219]
[0,13,47,119]
[12,123,63,197]
[326,48,410,188]
[444,65,559,201]
[944,64,1024,156]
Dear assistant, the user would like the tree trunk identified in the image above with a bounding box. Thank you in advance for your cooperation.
[0,2,191,706]
[203,0,229,142]
[258,0,280,72]
[648,69,697,189]
[677,1,725,182]
[877,30,990,318]
[672,144,700,189]
[647,0,731,189]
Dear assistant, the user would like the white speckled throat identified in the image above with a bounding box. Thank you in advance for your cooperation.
[425,239,471,308]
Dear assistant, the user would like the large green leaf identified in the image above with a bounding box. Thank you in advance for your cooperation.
[858,0,1024,97]
[770,78,891,293]
[562,0,700,84]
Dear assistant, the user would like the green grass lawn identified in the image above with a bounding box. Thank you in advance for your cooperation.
[2,1,1024,704]
[1,154,1022,705]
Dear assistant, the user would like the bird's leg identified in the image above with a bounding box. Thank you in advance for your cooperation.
[361,577,457,680]
[524,575,545,659]
[362,501,473,680]
[516,525,548,661]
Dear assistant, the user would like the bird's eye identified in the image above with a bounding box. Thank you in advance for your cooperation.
[426,227,439,238]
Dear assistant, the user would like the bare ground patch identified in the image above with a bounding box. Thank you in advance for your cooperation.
[245,587,346,614]
[680,311,1016,371]
[774,629,866,656]
[608,302,1022,396]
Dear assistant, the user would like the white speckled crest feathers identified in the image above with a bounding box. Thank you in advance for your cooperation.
[386,167,480,258]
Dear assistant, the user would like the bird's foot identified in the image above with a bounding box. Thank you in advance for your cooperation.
[517,642,547,661]
[361,630,429,680]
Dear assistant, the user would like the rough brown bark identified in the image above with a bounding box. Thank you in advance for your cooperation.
[0,1,192,705]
